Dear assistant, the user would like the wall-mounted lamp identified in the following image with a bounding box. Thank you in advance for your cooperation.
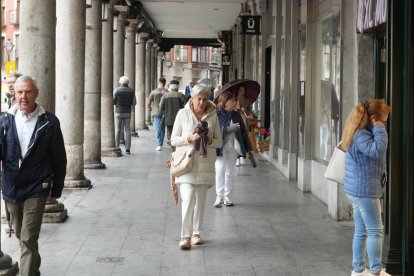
[86,0,92,8]
[138,20,145,29]
[113,14,118,32]
[101,1,109,21]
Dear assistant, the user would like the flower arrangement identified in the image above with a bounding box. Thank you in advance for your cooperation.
[252,127,271,141]
[252,127,270,152]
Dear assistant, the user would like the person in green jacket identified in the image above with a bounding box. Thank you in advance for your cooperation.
[159,79,186,146]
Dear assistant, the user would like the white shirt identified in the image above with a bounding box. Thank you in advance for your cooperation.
[15,106,40,158]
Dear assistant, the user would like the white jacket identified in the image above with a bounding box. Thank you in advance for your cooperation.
[171,101,222,186]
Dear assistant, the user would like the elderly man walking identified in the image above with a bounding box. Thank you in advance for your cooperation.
[5,72,23,108]
[0,75,67,276]
[159,79,186,147]
[113,76,136,154]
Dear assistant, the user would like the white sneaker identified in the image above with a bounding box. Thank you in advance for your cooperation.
[156,146,162,151]
[369,268,391,276]
[214,196,223,208]
[351,269,369,276]
[236,159,240,167]
[223,196,233,206]
[240,157,246,165]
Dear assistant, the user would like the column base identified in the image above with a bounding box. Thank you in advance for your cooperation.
[131,131,139,137]
[145,121,152,126]
[142,125,149,130]
[101,147,122,157]
[84,162,106,169]
[0,253,18,276]
[64,178,92,189]
[43,200,68,223]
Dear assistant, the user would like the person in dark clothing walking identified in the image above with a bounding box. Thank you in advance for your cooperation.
[113,76,136,154]
[159,79,186,146]
[0,75,67,276]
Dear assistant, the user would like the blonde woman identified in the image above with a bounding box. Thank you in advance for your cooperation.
[171,84,222,250]
[342,99,390,276]
[215,91,252,207]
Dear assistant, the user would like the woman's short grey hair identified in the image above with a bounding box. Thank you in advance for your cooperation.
[119,76,129,85]
[191,84,211,98]
[15,75,38,91]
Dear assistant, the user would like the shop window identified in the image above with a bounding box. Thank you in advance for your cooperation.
[192,48,197,62]
[178,45,188,62]
[312,9,341,162]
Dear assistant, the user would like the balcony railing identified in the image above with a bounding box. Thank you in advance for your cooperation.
[9,9,19,25]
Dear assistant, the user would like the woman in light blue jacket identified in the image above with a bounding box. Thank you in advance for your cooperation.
[341,99,390,276]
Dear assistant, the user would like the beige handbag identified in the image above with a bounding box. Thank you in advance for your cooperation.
[170,147,195,177]
[324,142,346,184]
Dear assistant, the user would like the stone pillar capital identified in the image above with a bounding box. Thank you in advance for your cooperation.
[114,5,129,14]
[138,32,149,43]
[152,43,158,48]
[127,18,139,26]
[127,19,138,33]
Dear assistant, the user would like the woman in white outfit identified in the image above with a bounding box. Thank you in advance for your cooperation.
[215,91,253,207]
[171,84,222,250]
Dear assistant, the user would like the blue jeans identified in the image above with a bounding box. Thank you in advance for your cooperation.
[346,194,383,274]
[153,116,165,147]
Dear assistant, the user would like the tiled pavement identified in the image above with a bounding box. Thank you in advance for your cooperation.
[1,129,354,276]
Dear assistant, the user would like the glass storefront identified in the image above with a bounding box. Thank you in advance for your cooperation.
[312,8,341,162]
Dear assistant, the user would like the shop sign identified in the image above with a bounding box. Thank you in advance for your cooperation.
[240,16,261,35]
[5,61,15,76]
[357,0,387,33]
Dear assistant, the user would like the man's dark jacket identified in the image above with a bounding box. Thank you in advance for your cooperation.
[113,84,135,114]
[0,106,67,203]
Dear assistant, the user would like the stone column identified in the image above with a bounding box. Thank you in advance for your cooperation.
[19,0,56,113]
[145,40,153,126]
[56,0,91,188]
[125,19,138,137]
[157,51,163,81]
[101,1,122,156]
[151,43,158,90]
[84,0,105,169]
[113,6,128,88]
[155,46,160,87]
[135,33,149,130]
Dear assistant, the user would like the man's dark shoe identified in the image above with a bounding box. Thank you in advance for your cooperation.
[126,149,130,154]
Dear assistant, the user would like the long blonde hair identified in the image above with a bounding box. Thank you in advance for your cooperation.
[341,99,390,150]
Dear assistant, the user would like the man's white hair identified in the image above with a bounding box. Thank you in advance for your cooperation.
[15,75,39,91]
[191,84,210,98]
[119,76,129,85]
[169,84,179,91]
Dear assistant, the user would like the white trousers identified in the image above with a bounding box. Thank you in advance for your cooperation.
[180,183,209,238]
[215,141,239,198]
